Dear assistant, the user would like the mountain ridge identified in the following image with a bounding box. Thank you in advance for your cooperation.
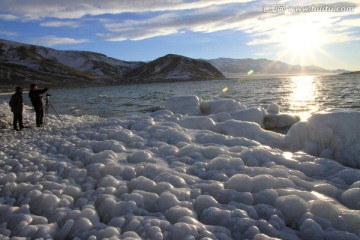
[0,39,348,91]
[0,39,224,90]
[208,57,347,77]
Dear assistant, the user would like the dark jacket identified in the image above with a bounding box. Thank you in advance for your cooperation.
[29,88,48,109]
[9,92,24,114]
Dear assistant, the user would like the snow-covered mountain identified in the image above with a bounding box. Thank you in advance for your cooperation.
[209,58,347,77]
[125,54,224,81]
[0,39,142,87]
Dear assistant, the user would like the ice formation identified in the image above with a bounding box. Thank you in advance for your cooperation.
[0,96,360,240]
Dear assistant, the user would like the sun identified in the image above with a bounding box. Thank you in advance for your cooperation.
[285,25,321,53]
[279,22,325,60]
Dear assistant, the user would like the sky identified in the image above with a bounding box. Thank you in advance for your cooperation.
[0,0,359,71]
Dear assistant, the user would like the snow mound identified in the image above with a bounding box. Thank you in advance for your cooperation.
[285,110,360,168]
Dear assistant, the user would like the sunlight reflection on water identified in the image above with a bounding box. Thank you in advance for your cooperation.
[288,76,319,120]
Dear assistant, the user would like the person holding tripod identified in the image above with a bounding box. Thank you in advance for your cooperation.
[29,84,48,127]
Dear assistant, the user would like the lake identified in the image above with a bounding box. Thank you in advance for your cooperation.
[1,74,359,120]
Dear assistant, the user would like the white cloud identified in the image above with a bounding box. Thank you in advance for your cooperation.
[0,30,18,36]
[0,13,20,21]
[0,0,254,20]
[40,21,81,28]
[33,36,89,46]
[101,5,262,40]
[338,17,360,28]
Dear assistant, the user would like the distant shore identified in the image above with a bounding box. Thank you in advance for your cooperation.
[340,71,360,75]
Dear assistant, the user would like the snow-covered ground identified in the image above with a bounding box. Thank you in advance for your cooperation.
[0,96,360,239]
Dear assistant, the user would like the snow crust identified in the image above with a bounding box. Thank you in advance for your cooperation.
[1,96,360,239]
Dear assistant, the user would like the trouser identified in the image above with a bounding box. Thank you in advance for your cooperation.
[13,112,24,130]
[35,107,44,127]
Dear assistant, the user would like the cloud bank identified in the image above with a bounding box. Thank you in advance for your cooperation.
[0,0,359,48]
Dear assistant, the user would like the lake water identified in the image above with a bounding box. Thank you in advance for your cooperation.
[1,74,360,120]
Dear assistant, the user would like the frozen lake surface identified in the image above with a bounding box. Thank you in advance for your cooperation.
[0,74,360,239]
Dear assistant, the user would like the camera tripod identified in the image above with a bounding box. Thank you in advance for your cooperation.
[44,94,64,126]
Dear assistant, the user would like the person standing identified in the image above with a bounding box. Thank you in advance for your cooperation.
[29,84,48,127]
[9,86,24,131]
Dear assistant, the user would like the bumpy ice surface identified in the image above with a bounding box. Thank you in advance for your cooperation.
[0,96,360,240]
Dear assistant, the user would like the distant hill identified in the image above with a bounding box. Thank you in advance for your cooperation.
[340,71,360,75]
[125,54,224,81]
[208,58,347,77]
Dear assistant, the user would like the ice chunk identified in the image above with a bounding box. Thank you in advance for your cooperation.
[263,114,300,130]
[216,120,283,147]
[200,98,245,115]
[253,189,278,205]
[201,207,232,226]
[341,188,360,210]
[275,195,309,228]
[284,110,360,168]
[165,95,202,116]
[98,226,120,239]
[156,192,180,211]
[145,225,163,240]
[230,107,265,127]
[151,126,192,144]
[169,222,198,240]
[209,112,232,122]
[68,217,93,238]
[299,218,323,240]
[225,174,251,192]
[194,195,220,214]
[108,128,143,145]
[165,206,197,224]
[32,193,60,214]
[55,219,74,240]
[127,150,156,164]
[127,176,156,192]
[251,175,276,193]
[308,200,339,224]
[267,103,280,115]
[177,116,216,130]
[208,157,233,170]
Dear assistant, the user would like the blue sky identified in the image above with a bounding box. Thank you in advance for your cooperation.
[0,0,359,71]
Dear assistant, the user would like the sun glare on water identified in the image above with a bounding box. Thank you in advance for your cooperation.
[288,75,319,120]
